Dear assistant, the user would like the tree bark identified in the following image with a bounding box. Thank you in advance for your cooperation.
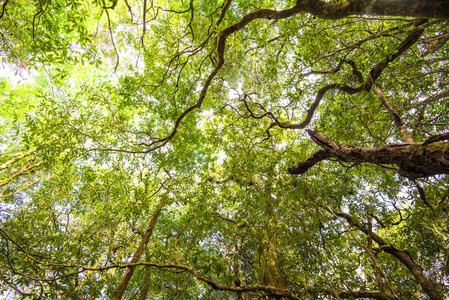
[110,199,165,300]
[288,130,449,179]
[137,266,152,300]
[295,0,449,20]
[260,195,288,299]
[335,212,444,300]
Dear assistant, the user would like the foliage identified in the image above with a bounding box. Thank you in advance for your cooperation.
[1,0,448,299]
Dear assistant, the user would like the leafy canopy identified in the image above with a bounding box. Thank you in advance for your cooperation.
[1,0,448,299]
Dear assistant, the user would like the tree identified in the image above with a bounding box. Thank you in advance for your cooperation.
[1,0,448,299]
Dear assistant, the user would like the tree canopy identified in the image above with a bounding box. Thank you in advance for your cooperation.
[1,0,448,299]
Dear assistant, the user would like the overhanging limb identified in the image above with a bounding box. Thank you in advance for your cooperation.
[288,130,449,179]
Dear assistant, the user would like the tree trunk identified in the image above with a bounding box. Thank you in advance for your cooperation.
[137,266,152,300]
[260,240,288,298]
[260,199,288,299]
[110,199,165,300]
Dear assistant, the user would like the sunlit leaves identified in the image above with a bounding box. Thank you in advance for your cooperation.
[1,0,449,299]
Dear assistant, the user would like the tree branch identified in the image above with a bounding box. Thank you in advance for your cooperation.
[422,131,449,146]
[212,211,249,229]
[111,196,166,300]
[0,149,36,171]
[370,82,415,144]
[335,211,444,300]
[269,21,425,131]
[90,3,429,154]
[0,0,9,21]
[296,0,449,20]
[289,130,449,179]
[410,89,449,109]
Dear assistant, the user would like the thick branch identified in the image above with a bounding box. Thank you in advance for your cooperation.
[143,2,428,153]
[287,149,334,175]
[423,131,449,146]
[0,0,8,20]
[367,0,449,20]
[296,0,449,20]
[288,130,449,179]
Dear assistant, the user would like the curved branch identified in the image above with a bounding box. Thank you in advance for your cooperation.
[414,180,436,210]
[94,3,428,154]
[268,83,358,130]
[102,0,118,9]
[103,5,120,72]
[270,21,425,131]
[1,224,401,300]
[335,211,444,300]
[138,6,303,152]
[212,211,249,229]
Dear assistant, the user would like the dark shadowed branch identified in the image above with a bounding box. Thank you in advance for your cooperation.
[289,129,449,179]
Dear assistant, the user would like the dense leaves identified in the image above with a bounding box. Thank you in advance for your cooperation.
[1,0,448,299]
